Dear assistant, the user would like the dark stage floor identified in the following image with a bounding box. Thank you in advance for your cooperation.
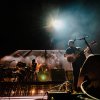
[0,81,96,100]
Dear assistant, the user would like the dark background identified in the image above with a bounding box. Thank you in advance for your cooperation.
[0,0,100,57]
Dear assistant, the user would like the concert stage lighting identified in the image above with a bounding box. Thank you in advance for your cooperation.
[37,71,50,82]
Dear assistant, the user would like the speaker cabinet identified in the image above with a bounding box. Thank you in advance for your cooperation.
[50,69,66,82]
[47,92,72,100]
[47,92,92,100]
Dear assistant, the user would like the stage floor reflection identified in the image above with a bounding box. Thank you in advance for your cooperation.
[0,95,47,100]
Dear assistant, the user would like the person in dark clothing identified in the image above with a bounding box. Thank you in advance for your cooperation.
[16,62,26,82]
[32,59,37,72]
[31,59,37,81]
[65,39,86,91]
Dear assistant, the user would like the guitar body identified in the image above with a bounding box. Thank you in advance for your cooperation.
[64,41,96,63]
[64,53,77,63]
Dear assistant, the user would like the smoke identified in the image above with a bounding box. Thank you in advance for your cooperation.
[50,2,100,52]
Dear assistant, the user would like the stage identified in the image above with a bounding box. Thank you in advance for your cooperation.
[0,50,100,100]
[0,96,47,100]
[0,81,96,100]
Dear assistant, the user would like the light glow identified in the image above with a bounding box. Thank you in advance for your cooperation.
[50,19,64,30]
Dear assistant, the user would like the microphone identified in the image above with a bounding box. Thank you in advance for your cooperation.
[77,36,88,40]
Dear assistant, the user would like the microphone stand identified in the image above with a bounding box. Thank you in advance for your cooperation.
[83,37,93,54]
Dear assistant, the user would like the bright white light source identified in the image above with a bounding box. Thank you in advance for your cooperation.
[49,19,64,31]
[51,19,64,30]
[46,16,65,32]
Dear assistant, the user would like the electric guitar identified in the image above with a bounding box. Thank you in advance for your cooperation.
[64,41,97,63]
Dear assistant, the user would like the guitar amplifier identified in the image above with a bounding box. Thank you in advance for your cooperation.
[50,69,66,82]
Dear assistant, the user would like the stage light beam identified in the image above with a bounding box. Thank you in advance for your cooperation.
[51,19,64,30]
[46,16,65,32]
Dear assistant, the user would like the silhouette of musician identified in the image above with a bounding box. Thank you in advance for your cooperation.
[65,39,86,91]
[31,59,37,81]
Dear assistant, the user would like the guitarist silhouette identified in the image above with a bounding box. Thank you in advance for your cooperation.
[65,39,86,91]
[65,38,97,92]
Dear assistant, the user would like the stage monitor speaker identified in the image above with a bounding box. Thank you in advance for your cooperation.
[51,69,66,82]
[47,92,73,100]
[47,92,92,100]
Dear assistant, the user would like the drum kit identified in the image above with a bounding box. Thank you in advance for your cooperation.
[0,64,19,82]
[0,60,50,82]
[0,61,27,82]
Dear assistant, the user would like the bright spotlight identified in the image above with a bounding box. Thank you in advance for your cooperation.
[46,16,65,32]
[49,19,64,31]
[51,19,64,30]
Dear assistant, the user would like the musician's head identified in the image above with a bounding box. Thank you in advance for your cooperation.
[68,39,75,47]
[32,59,35,63]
